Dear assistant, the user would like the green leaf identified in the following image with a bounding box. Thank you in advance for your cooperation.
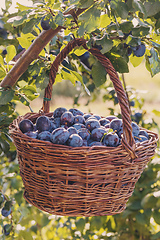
[151,231,160,240]
[133,0,147,18]
[135,212,150,225]
[20,85,39,101]
[106,53,129,73]
[35,71,49,89]
[79,0,94,8]
[78,6,101,33]
[18,206,30,222]
[90,216,103,231]
[127,200,141,210]
[152,109,160,117]
[91,60,107,87]
[96,35,113,54]
[23,18,40,34]
[141,193,158,209]
[111,1,129,19]
[74,47,88,56]
[130,55,144,67]
[14,191,23,206]
[19,230,33,240]
[16,2,34,11]
[99,14,111,28]
[5,0,12,10]
[119,21,133,33]
[62,68,90,95]
[78,23,85,37]
[152,210,160,225]
[144,2,160,17]
[75,218,86,232]
[17,33,35,49]
[0,88,15,104]
[147,48,160,77]
[6,45,16,63]
[55,11,65,26]
[13,14,27,27]
[14,93,30,107]
[11,177,21,190]
[4,200,12,211]
[0,67,6,80]
[0,55,4,65]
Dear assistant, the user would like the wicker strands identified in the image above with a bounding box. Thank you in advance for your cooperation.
[9,38,158,216]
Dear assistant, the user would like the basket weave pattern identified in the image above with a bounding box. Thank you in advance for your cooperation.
[9,39,158,216]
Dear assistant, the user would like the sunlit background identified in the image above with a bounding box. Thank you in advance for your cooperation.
[0,0,33,14]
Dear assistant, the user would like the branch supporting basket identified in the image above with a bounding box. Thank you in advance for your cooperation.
[9,38,158,216]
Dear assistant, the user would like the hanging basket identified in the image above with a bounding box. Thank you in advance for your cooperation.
[9,38,158,217]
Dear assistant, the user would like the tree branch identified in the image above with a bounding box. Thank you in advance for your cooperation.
[0,26,62,88]
[0,7,87,88]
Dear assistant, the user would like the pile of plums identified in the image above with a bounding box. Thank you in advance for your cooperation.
[19,107,149,147]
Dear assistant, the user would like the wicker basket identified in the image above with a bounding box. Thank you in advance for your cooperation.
[9,38,158,216]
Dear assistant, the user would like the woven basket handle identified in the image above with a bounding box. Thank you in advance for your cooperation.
[43,38,136,159]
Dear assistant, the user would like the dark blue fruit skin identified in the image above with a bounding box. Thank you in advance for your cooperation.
[92,114,101,120]
[104,123,110,129]
[79,52,91,70]
[89,141,104,147]
[2,49,7,55]
[74,115,85,124]
[49,121,57,133]
[106,115,118,122]
[131,122,140,137]
[36,116,51,133]
[53,117,61,128]
[99,118,110,126]
[1,207,11,217]
[78,128,90,140]
[69,108,84,116]
[41,16,51,30]
[85,119,101,131]
[138,135,148,142]
[103,132,120,147]
[134,112,142,124]
[130,100,135,107]
[3,224,11,236]
[139,130,149,139]
[67,134,83,147]
[60,111,74,126]
[133,44,146,57]
[83,139,88,146]
[87,116,97,121]
[109,119,123,136]
[19,119,34,133]
[24,131,38,139]
[68,127,78,136]
[128,47,132,56]
[50,127,69,145]
[73,123,86,130]
[53,107,67,118]
[91,127,107,142]
[37,131,51,142]
[83,113,92,120]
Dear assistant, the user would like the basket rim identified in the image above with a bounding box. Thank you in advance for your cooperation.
[9,111,159,154]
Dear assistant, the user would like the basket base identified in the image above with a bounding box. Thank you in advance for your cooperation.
[23,190,127,217]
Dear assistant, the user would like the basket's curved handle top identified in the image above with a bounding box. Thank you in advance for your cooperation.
[43,38,136,159]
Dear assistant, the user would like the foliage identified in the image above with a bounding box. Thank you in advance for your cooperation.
[0,0,160,239]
